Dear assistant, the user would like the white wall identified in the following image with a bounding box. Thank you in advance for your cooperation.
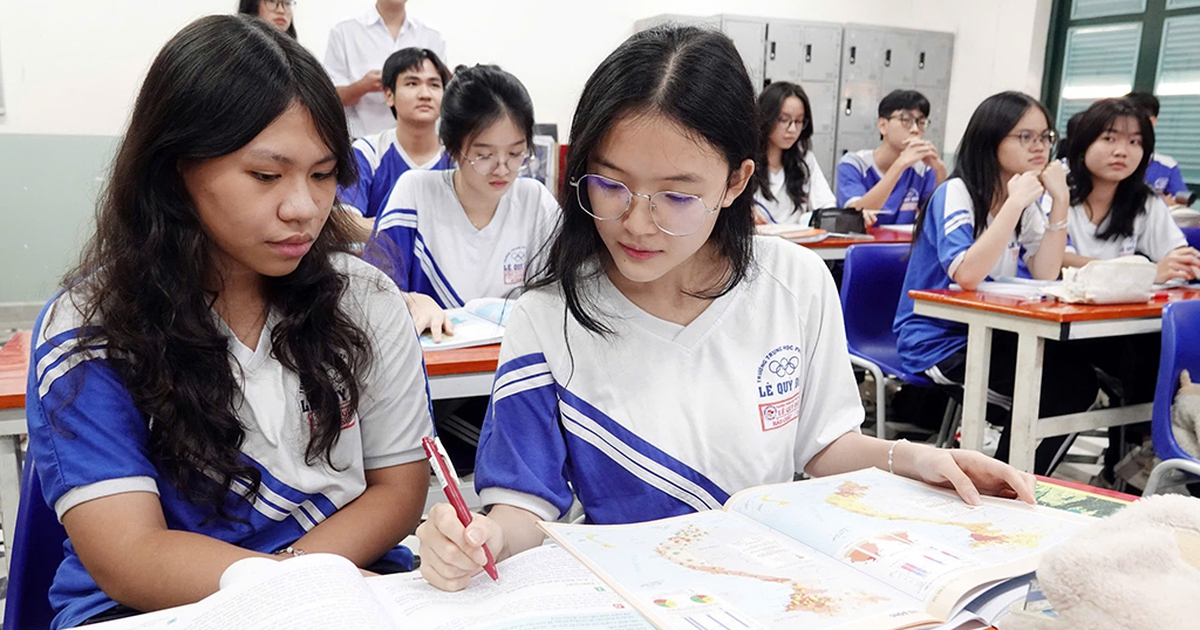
[0,0,1054,152]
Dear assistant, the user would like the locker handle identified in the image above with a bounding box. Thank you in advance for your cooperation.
[805,44,812,63]
[885,49,892,67]
[849,46,857,64]
[844,98,853,116]
[769,41,776,61]
[919,52,926,70]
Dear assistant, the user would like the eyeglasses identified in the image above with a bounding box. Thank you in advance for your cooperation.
[1006,130,1058,148]
[464,151,532,176]
[264,0,295,9]
[888,115,930,130]
[570,174,723,237]
[776,116,806,131]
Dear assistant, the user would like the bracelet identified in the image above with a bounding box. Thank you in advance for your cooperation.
[274,546,305,557]
[888,439,909,475]
[1046,218,1069,231]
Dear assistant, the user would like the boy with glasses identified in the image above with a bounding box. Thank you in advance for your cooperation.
[836,89,947,224]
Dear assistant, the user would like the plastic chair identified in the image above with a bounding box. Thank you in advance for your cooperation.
[1182,226,1200,251]
[4,457,68,630]
[841,243,959,442]
[1144,300,1200,495]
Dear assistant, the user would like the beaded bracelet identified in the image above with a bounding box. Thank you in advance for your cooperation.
[888,438,909,475]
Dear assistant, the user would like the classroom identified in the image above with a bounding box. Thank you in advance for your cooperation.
[2,0,1200,628]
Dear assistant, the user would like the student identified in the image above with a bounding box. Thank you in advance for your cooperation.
[26,16,433,628]
[837,89,947,224]
[1125,91,1194,206]
[414,26,1037,592]
[751,81,836,226]
[237,0,296,38]
[340,47,453,240]
[324,0,447,138]
[894,91,1098,475]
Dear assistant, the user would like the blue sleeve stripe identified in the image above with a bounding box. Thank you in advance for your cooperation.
[38,345,109,401]
[495,352,549,378]
[413,233,464,308]
[493,373,555,403]
[376,209,418,232]
[944,213,972,237]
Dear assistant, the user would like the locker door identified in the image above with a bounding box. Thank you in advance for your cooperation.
[803,81,840,137]
[840,27,885,85]
[832,132,881,189]
[810,133,837,193]
[922,87,950,154]
[837,80,883,137]
[721,17,768,92]
[765,22,805,83]
[880,32,918,92]
[914,33,954,89]
[800,24,842,83]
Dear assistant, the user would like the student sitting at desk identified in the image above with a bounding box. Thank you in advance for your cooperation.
[1125,91,1195,207]
[894,91,1099,476]
[836,89,947,224]
[751,81,836,226]
[415,26,1038,592]
[340,47,453,241]
[26,16,434,628]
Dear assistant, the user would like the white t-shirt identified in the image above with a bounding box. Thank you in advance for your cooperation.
[371,170,560,307]
[753,152,837,226]
[1065,195,1187,261]
[323,11,447,138]
[474,236,865,524]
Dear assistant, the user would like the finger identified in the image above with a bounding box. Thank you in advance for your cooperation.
[429,314,443,342]
[442,313,455,336]
[994,466,1038,504]
[429,504,491,570]
[413,314,433,336]
[941,459,983,506]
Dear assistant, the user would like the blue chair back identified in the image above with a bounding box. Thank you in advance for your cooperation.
[1182,226,1200,251]
[841,243,929,384]
[4,457,68,630]
[1152,300,1200,465]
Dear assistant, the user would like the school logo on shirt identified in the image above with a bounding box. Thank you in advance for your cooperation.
[756,345,803,432]
[900,188,921,212]
[1120,236,1137,257]
[299,385,357,431]
[503,246,527,285]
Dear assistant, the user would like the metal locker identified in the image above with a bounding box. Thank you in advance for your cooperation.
[801,25,842,83]
[832,132,881,188]
[720,17,768,92]
[922,87,951,154]
[880,32,919,92]
[765,22,805,83]
[838,81,883,137]
[914,33,954,89]
[802,81,840,137]
[810,133,837,188]
[840,27,885,85]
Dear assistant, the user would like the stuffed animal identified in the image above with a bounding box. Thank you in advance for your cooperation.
[1173,369,1200,458]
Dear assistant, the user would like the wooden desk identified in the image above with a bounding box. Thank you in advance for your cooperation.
[423,344,500,400]
[910,288,1200,472]
[802,226,913,261]
[0,331,31,568]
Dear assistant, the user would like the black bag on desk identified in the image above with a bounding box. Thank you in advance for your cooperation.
[809,207,866,234]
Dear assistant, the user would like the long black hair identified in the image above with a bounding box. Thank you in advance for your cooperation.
[526,25,758,335]
[439,64,535,161]
[1064,98,1155,240]
[58,15,366,515]
[237,0,296,39]
[913,91,1052,244]
[753,82,813,210]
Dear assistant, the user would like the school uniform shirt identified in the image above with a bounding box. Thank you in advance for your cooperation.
[323,11,446,138]
[893,178,1048,375]
[340,129,454,220]
[753,152,837,226]
[1065,195,1187,261]
[836,149,938,224]
[28,254,433,630]
[369,170,559,307]
[474,236,865,525]
[1145,153,1188,200]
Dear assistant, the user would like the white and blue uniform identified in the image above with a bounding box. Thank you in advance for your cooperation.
[474,236,864,524]
[894,178,1048,375]
[369,170,559,307]
[28,254,433,629]
[340,128,454,220]
[836,149,938,224]
[753,152,837,227]
[1145,153,1188,201]
[1065,195,1187,261]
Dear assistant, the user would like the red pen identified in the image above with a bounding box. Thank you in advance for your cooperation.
[422,436,498,580]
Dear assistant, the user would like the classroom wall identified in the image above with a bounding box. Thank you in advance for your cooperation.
[0,0,1053,305]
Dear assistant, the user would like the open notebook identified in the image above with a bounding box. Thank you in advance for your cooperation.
[420,297,514,351]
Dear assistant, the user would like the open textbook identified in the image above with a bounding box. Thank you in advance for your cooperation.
[87,545,653,630]
[540,468,1096,630]
[420,297,513,351]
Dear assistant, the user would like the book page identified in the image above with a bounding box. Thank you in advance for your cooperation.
[421,308,504,351]
[543,510,938,630]
[367,545,653,629]
[724,468,1094,619]
[463,297,516,326]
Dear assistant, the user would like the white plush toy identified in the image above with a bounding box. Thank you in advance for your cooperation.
[1173,369,1200,459]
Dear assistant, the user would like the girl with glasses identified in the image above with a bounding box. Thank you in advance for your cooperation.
[416,27,1038,592]
[751,82,836,226]
[237,0,296,39]
[895,91,1099,475]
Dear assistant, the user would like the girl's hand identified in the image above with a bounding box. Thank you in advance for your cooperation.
[753,209,769,226]
[1157,247,1200,284]
[1038,161,1069,203]
[1005,171,1046,213]
[862,209,880,228]
[415,503,505,592]
[405,292,454,342]
[898,442,1037,506]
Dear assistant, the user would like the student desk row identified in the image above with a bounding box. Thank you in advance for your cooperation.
[909,288,1200,472]
[803,225,913,261]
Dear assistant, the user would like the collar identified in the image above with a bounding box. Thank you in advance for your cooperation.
[357,9,417,36]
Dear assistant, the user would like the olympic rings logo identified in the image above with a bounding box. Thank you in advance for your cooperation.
[768,357,799,377]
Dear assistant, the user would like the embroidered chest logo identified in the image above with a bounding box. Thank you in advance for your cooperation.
[503,246,527,285]
[299,385,357,431]
[900,188,921,212]
[756,345,803,432]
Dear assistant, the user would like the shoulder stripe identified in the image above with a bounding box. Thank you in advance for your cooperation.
[413,234,464,308]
